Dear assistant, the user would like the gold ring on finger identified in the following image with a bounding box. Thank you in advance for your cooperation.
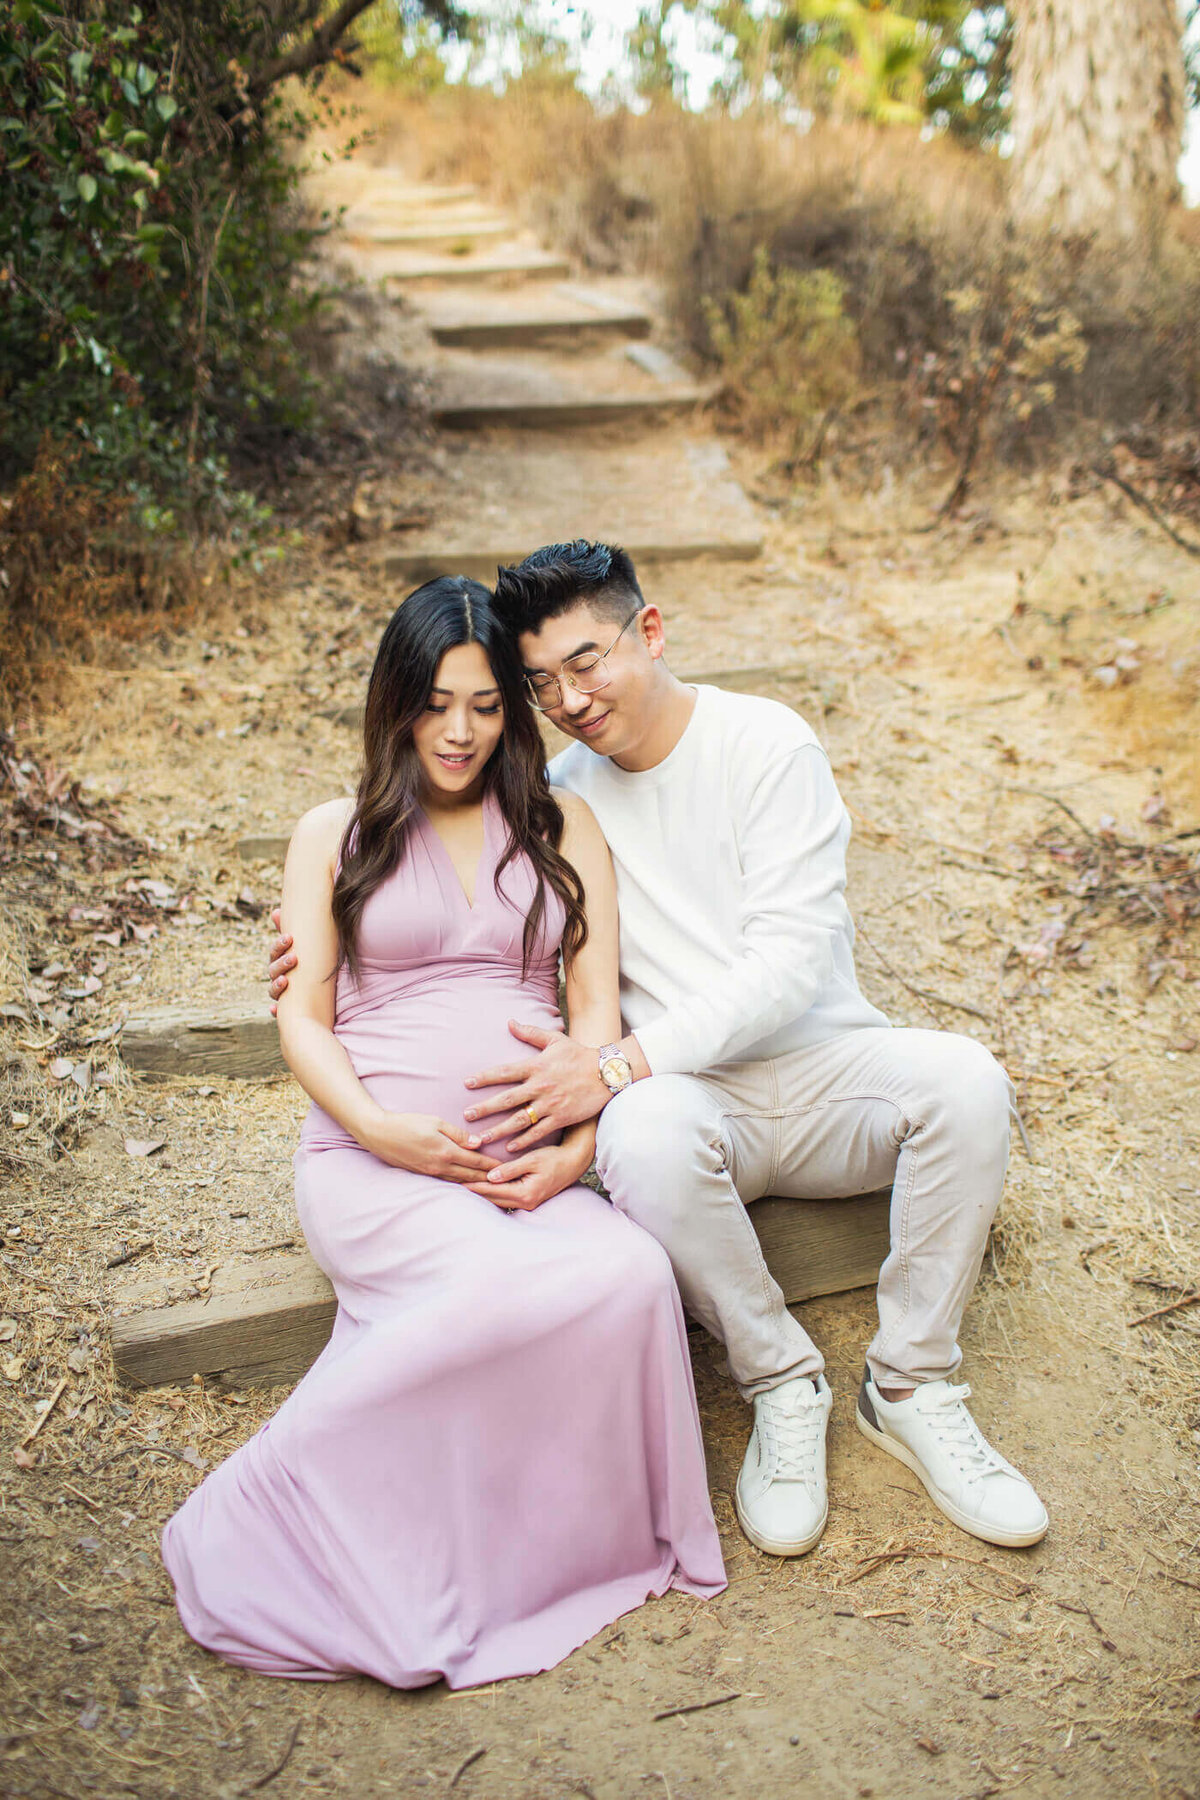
[526,1105,539,1128]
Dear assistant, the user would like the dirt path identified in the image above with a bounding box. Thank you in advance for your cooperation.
[1,155,1198,1800]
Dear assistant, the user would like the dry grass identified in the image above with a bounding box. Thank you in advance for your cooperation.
[0,441,221,730]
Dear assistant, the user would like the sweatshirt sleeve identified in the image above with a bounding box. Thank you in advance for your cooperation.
[631,743,852,1077]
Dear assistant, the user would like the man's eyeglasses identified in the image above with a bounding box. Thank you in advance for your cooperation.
[524,608,641,713]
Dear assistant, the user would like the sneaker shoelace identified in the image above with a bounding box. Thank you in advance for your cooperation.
[918,1382,1006,1481]
[759,1393,824,1485]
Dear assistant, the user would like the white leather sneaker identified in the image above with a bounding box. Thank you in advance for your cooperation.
[735,1374,832,1556]
[856,1367,1048,1548]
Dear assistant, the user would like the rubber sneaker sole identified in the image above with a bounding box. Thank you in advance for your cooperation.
[733,1480,828,1557]
[855,1407,1048,1549]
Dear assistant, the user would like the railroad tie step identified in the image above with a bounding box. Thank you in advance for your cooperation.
[300,662,805,747]
[346,218,513,250]
[110,1191,893,1389]
[427,309,652,349]
[121,1006,284,1081]
[311,181,479,210]
[372,251,573,285]
[432,390,713,430]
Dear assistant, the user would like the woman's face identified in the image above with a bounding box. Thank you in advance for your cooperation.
[411,641,505,802]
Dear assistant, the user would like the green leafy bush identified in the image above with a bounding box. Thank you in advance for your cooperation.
[0,0,343,519]
[704,250,861,466]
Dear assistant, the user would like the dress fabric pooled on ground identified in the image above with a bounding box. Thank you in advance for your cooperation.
[161,792,726,1688]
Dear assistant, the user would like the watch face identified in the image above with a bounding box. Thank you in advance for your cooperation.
[601,1056,631,1090]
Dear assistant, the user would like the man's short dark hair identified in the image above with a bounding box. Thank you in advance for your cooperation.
[493,540,644,637]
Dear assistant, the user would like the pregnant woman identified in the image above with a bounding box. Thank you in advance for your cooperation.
[161,575,725,1689]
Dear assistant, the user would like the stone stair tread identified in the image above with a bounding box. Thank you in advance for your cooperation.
[111,1193,893,1388]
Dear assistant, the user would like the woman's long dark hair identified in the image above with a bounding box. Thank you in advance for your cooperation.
[332,575,587,980]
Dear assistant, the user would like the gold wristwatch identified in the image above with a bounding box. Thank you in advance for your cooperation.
[598,1044,633,1095]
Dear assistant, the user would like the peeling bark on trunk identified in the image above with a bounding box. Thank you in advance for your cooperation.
[1009,0,1185,240]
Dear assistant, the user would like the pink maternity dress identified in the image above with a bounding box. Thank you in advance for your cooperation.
[161,792,725,1688]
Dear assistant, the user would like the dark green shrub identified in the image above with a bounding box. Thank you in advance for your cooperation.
[0,0,356,520]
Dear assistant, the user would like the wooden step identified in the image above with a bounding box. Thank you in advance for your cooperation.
[235,834,292,863]
[111,1190,893,1390]
[379,528,762,585]
[234,664,808,868]
[369,250,572,285]
[121,1006,285,1080]
[433,391,712,430]
[290,658,793,751]
[343,197,493,228]
[347,219,513,250]
[428,309,651,349]
[313,181,479,210]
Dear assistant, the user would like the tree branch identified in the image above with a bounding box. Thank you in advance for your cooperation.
[248,0,379,96]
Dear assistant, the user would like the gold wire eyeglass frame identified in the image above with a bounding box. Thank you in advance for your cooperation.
[523,609,642,712]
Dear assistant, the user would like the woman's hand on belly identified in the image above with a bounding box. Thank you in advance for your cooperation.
[466,1136,593,1213]
[362,1111,501,1184]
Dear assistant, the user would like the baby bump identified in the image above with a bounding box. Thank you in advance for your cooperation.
[301,978,562,1153]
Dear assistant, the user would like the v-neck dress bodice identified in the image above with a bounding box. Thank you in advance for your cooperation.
[162,788,725,1691]
[300,793,565,1157]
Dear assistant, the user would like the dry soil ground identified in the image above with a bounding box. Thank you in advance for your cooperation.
[1,165,1199,1800]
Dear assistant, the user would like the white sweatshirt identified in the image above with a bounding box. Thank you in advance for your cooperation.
[549,683,889,1077]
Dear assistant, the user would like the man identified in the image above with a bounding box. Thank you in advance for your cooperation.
[270,540,1047,1557]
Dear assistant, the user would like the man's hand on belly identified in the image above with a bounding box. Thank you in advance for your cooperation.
[463,1022,610,1151]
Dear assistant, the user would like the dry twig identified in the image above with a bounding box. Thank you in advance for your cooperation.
[20,1375,68,1447]
[653,1692,740,1722]
[1092,461,1200,559]
[1127,1292,1200,1329]
[449,1746,488,1788]
[245,1719,302,1792]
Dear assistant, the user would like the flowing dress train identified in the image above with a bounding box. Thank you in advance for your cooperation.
[161,793,725,1688]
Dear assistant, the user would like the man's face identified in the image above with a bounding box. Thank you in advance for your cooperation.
[517,600,665,762]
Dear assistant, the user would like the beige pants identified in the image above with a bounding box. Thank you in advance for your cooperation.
[595,1027,1012,1396]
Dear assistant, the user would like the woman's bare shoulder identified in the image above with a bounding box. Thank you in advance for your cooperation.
[289,797,355,858]
[550,787,611,865]
[550,786,601,832]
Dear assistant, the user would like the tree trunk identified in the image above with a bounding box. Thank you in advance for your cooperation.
[1009,0,1185,239]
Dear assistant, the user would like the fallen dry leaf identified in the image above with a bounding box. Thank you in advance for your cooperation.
[0,1320,17,1342]
[12,1447,35,1470]
[124,1137,166,1158]
[49,1057,74,1079]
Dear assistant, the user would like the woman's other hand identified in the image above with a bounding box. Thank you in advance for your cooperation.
[267,907,295,1014]
[364,1111,500,1184]
[466,1141,591,1212]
